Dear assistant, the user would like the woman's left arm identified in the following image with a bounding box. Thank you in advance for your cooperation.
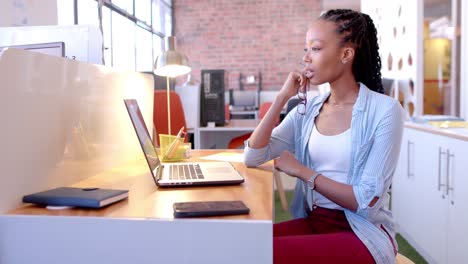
[351,102,404,215]
[274,101,404,212]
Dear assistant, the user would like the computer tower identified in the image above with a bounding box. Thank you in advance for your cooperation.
[200,69,225,126]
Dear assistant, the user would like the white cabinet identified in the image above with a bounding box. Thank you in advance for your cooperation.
[392,127,468,264]
[392,128,434,249]
[446,138,468,264]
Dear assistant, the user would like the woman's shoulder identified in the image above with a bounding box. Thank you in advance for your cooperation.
[364,84,402,110]
[359,84,404,125]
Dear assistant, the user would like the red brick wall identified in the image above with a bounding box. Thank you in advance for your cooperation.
[173,0,321,91]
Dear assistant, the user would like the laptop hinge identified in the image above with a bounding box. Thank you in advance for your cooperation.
[156,165,164,180]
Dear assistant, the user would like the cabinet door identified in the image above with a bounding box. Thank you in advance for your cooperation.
[391,127,406,222]
[413,131,448,264]
[391,129,414,231]
[393,128,449,263]
[446,138,468,264]
[392,129,421,240]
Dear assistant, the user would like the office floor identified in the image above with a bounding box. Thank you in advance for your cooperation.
[274,191,427,264]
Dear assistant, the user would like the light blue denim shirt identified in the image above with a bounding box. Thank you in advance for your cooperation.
[244,83,404,264]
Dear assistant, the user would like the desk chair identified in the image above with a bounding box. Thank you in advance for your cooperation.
[286,98,301,114]
[153,90,188,146]
[227,102,278,149]
[227,102,288,211]
[396,253,415,264]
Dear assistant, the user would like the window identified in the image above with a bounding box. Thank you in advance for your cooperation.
[77,0,99,26]
[59,0,172,72]
[112,11,135,71]
[152,1,162,32]
[423,0,462,116]
[160,2,172,36]
[135,0,152,26]
[153,35,163,61]
[136,25,154,72]
[112,0,134,15]
[56,0,74,25]
[102,6,112,66]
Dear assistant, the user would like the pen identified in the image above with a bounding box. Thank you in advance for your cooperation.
[174,126,185,140]
[164,126,185,159]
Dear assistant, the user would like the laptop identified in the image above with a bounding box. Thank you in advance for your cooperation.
[124,99,244,187]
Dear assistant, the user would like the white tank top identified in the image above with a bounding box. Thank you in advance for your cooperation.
[307,124,351,210]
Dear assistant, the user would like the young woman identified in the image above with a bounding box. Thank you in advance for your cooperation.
[244,9,404,264]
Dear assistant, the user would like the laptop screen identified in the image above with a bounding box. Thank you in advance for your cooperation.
[124,99,160,172]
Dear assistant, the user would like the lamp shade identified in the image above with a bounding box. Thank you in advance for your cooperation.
[154,36,191,78]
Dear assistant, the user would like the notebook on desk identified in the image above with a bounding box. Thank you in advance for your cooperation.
[22,187,128,209]
[124,99,244,187]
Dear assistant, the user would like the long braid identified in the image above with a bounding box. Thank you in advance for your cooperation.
[320,9,383,94]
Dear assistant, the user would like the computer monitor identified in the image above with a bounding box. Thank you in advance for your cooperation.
[0,42,65,57]
[229,89,258,111]
[382,77,395,96]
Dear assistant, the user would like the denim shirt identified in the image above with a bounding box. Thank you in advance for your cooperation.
[244,83,404,264]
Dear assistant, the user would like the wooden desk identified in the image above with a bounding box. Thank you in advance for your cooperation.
[194,119,260,149]
[0,150,273,264]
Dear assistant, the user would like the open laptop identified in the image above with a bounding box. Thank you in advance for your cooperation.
[124,99,244,187]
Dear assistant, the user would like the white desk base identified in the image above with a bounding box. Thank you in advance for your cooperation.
[0,215,272,264]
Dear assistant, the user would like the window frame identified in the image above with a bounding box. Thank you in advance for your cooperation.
[72,0,171,71]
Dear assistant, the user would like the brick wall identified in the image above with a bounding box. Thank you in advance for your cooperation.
[173,0,321,91]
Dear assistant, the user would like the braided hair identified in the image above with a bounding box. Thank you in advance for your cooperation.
[320,9,383,94]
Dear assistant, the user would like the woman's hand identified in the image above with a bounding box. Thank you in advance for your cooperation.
[273,151,312,181]
[278,71,309,100]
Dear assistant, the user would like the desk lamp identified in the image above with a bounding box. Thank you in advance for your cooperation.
[154,36,191,134]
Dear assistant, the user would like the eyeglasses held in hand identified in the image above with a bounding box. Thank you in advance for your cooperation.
[297,61,310,115]
[297,84,308,115]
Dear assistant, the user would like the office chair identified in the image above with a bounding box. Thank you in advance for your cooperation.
[227,102,288,211]
[227,102,278,149]
[153,90,188,146]
[286,98,302,114]
[396,254,415,264]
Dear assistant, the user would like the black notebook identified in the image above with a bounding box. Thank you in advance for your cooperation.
[22,187,129,209]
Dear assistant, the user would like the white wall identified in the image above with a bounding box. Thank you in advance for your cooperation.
[0,0,57,26]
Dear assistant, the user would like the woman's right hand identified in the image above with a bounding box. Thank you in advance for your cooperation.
[274,151,312,181]
[279,71,308,100]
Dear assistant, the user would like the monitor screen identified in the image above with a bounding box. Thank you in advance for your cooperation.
[229,89,258,108]
[0,42,65,57]
[124,99,160,172]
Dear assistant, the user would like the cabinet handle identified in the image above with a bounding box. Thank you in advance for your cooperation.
[438,147,446,191]
[446,150,454,196]
[407,141,414,178]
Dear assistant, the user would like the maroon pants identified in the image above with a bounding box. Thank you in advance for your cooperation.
[274,207,375,264]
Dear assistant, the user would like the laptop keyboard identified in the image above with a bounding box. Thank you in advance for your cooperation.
[169,164,205,180]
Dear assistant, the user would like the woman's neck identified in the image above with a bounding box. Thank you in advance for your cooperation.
[327,76,359,105]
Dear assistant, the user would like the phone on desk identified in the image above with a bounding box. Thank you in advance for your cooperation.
[173,200,250,218]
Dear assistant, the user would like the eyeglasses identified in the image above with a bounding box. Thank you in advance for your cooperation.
[296,61,309,115]
[297,83,308,115]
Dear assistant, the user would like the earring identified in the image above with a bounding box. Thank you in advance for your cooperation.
[342,60,347,64]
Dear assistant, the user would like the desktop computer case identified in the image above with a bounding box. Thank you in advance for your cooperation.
[200,69,226,126]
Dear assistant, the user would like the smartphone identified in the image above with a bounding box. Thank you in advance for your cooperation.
[173,200,250,218]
